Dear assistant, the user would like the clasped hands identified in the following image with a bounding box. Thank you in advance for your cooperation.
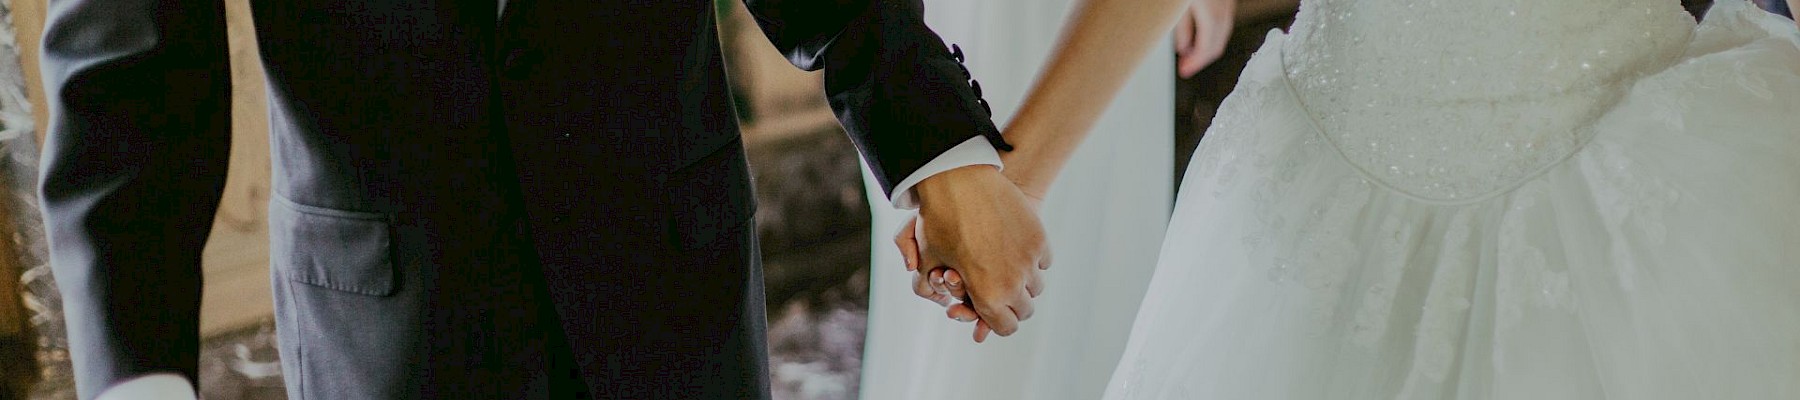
[898,164,1050,343]
[894,0,1236,342]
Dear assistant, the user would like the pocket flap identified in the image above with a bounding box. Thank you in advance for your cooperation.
[268,196,397,297]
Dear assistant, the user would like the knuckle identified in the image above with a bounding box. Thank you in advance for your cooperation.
[974,303,1002,318]
[913,284,934,298]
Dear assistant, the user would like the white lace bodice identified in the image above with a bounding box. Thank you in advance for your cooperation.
[1280,0,1696,202]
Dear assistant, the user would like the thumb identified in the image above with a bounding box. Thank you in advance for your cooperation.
[894,215,922,272]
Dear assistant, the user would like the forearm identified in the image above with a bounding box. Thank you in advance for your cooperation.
[40,0,231,395]
[1000,0,1191,195]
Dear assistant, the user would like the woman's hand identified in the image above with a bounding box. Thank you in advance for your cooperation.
[898,0,1208,343]
[897,177,1048,343]
[1175,0,1236,78]
[894,166,1052,342]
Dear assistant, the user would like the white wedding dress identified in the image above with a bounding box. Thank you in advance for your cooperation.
[1106,0,1800,398]
[858,0,1174,399]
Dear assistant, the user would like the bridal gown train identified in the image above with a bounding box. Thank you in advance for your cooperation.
[1106,0,1800,398]
[858,0,1174,399]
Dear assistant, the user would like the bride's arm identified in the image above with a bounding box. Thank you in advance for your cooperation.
[1788,0,1798,26]
[926,0,1238,340]
[1000,0,1232,198]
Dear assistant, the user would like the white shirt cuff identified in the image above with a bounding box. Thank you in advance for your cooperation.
[95,373,197,400]
[887,136,1003,210]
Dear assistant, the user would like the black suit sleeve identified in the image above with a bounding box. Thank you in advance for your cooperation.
[37,0,232,397]
[740,0,1008,195]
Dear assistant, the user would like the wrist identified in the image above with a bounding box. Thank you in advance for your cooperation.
[997,143,1054,199]
[1001,167,1052,202]
[913,164,1003,209]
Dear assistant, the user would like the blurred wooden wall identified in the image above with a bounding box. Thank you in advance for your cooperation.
[203,0,276,338]
[5,1,46,397]
[716,0,838,143]
[1,196,30,399]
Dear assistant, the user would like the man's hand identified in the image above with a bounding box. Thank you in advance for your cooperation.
[897,165,1051,342]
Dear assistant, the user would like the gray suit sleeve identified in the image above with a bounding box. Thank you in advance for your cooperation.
[37,0,232,397]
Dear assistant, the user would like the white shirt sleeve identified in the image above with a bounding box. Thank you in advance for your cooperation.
[886,136,1003,210]
[94,373,197,400]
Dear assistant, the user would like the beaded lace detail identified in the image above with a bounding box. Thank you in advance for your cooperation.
[1280,0,1695,202]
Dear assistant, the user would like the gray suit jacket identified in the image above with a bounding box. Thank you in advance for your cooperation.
[38,0,1002,398]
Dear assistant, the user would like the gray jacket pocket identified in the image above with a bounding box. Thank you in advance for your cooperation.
[269,194,397,297]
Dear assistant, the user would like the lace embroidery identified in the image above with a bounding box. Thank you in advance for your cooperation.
[1351,216,1413,348]
[1495,185,1575,339]
[1191,68,1288,201]
[1403,211,1477,389]
[1580,141,1680,292]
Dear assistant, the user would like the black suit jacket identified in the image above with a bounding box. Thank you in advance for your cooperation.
[38,0,1000,398]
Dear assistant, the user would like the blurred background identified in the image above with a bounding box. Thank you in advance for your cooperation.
[0,0,1778,399]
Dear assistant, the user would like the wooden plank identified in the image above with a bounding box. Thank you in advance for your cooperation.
[199,0,275,336]
[8,0,45,152]
[3,1,46,396]
[717,0,830,131]
[0,205,23,339]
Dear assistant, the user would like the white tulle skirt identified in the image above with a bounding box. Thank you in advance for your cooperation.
[1105,3,1800,399]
